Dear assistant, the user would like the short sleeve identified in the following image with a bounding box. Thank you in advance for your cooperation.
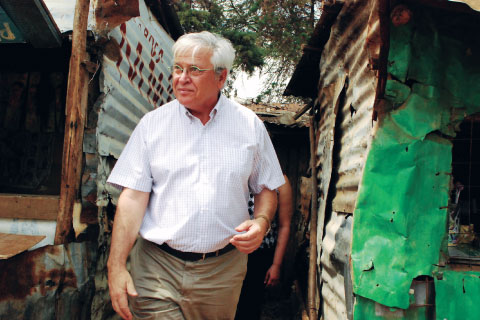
[248,118,285,194]
[107,116,153,192]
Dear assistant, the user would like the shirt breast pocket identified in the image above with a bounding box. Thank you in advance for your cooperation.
[212,146,254,182]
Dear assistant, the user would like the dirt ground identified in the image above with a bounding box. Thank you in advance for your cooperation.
[260,284,303,320]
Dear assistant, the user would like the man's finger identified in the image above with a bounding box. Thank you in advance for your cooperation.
[231,231,254,241]
[126,278,138,297]
[234,220,252,232]
[117,294,132,320]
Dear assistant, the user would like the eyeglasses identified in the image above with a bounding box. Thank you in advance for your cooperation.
[171,64,214,77]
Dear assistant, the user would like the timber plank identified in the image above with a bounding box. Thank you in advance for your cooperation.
[0,194,59,220]
[55,0,90,244]
[0,232,45,259]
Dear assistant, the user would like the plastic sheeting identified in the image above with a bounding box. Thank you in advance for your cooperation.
[352,5,480,311]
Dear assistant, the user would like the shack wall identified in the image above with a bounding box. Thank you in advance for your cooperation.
[312,0,380,318]
[351,2,480,319]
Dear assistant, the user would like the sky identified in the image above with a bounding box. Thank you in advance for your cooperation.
[43,0,94,32]
[232,70,265,100]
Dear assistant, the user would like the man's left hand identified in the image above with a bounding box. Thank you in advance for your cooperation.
[230,218,268,253]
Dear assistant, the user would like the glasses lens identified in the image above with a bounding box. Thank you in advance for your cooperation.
[172,65,183,75]
[189,66,202,77]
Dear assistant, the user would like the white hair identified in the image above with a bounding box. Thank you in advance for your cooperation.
[173,31,236,74]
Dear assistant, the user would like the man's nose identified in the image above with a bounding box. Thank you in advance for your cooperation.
[178,69,191,82]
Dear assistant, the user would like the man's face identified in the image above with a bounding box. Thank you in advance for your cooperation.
[172,48,227,113]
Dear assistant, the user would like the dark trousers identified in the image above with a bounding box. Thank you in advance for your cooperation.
[235,246,275,320]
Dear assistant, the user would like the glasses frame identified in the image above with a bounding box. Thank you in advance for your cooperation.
[171,64,214,77]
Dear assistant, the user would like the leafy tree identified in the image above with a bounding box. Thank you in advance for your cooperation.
[172,0,319,102]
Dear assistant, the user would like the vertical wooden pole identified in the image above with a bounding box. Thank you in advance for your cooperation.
[308,114,319,320]
[55,0,90,244]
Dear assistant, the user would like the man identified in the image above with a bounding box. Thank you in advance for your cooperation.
[107,31,285,320]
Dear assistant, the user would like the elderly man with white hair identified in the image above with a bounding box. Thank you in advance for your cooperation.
[106,31,285,320]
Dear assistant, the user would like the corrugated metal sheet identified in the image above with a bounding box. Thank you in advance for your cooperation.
[0,241,97,319]
[317,0,378,215]
[96,0,175,206]
[320,211,353,320]
[314,73,346,265]
[313,0,380,318]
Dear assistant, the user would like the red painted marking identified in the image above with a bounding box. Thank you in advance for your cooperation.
[116,23,127,72]
[129,43,143,82]
[159,73,164,82]
[168,74,172,81]
[137,62,145,92]
[149,60,155,71]
[155,49,164,63]
[144,27,149,38]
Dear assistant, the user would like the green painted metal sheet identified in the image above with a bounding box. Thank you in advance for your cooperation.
[351,4,480,312]
[355,296,430,320]
[0,6,25,43]
[435,270,480,320]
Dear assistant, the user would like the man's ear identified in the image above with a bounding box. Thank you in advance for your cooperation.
[217,69,228,88]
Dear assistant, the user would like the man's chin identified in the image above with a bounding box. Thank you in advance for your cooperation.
[177,97,194,107]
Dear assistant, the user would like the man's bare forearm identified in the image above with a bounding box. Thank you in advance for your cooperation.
[107,188,150,271]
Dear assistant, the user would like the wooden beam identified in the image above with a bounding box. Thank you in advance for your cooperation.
[55,0,90,244]
[0,194,59,220]
[0,233,46,259]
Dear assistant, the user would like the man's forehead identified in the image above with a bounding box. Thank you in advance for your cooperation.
[174,47,212,64]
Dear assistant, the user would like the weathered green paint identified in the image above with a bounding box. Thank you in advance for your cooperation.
[0,6,25,43]
[351,4,480,315]
[435,270,480,320]
[355,296,430,320]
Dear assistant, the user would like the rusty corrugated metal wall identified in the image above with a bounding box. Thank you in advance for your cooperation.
[95,0,175,207]
[314,0,380,318]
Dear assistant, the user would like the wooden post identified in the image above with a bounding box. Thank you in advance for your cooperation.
[308,114,319,320]
[55,0,90,244]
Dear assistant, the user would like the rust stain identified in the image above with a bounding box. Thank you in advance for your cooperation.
[0,250,37,300]
[95,0,140,34]
[300,176,313,222]
[391,4,412,27]
[103,38,121,63]
[80,204,99,224]
[0,246,77,301]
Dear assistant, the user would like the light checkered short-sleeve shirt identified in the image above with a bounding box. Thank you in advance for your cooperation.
[107,94,285,253]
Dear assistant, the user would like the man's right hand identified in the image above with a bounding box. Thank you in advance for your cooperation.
[108,267,138,320]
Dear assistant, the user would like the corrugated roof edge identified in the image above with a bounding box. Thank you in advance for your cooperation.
[144,0,184,40]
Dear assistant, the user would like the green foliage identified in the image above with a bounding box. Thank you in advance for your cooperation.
[173,0,319,102]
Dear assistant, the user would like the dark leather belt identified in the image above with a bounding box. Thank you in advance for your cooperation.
[157,242,235,261]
